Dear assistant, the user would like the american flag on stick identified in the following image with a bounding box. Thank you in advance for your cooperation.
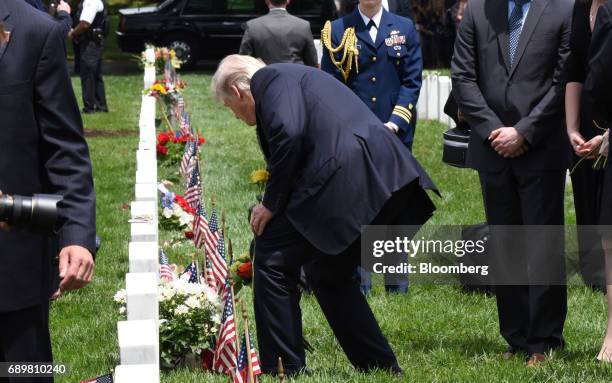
[159,249,174,282]
[180,140,197,177]
[236,330,262,383]
[204,257,217,291]
[181,261,198,284]
[193,203,209,250]
[80,374,113,383]
[175,95,185,120]
[213,278,238,377]
[180,111,191,136]
[183,165,201,210]
[205,207,227,286]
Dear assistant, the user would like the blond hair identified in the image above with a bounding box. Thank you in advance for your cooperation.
[211,55,265,101]
[0,23,5,45]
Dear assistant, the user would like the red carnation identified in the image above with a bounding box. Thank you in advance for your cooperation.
[237,262,253,280]
[156,144,168,156]
[157,132,169,145]
[185,230,194,239]
[198,136,206,145]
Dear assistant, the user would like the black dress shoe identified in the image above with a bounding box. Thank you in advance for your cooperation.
[503,347,526,360]
[390,366,404,377]
[96,106,109,113]
[82,108,95,114]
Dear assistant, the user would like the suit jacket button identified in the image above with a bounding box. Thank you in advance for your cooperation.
[372,56,377,62]
[396,60,400,65]
[396,52,401,57]
[371,76,377,83]
[372,96,377,102]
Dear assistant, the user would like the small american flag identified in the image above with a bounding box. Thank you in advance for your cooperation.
[213,278,238,377]
[236,332,262,383]
[159,249,174,282]
[183,165,201,210]
[180,140,197,177]
[80,374,113,383]
[180,111,190,136]
[175,95,185,120]
[204,257,217,291]
[205,208,227,287]
[181,262,198,284]
[193,203,209,250]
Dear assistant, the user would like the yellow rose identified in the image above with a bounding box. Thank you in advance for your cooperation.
[250,169,269,184]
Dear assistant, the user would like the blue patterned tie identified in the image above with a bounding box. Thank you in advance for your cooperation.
[508,0,529,66]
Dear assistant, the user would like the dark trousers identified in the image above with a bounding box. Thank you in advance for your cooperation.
[0,302,53,383]
[480,166,567,354]
[570,159,606,289]
[79,38,107,112]
[253,182,432,374]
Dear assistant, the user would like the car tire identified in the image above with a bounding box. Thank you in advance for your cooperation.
[163,34,199,70]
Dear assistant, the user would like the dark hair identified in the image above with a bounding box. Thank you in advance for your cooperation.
[269,0,288,6]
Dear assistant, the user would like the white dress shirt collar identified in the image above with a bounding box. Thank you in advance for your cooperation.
[358,5,383,30]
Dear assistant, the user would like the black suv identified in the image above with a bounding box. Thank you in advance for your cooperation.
[116,0,336,68]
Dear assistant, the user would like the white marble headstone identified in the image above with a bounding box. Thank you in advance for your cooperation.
[126,272,159,322]
[135,167,157,185]
[128,242,159,274]
[144,66,156,89]
[115,364,160,383]
[135,183,158,202]
[130,220,158,243]
[117,319,159,365]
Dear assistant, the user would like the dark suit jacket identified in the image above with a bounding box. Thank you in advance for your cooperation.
[251,64,436,255]
[451,0,573,173]
[239,8,318,67]
[0,0,96,312]
[584,1,612,122]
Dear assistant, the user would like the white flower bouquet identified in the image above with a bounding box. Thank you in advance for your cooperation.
[114,279,220,367]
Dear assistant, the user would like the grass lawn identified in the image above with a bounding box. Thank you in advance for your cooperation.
[49,70,612,383]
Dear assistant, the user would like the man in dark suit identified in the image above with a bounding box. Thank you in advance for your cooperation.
[0,0,96,379]
[451,0,572,366]
[239,0,318,67]
[212,55,436,375]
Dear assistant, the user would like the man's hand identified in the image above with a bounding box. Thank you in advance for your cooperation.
[250,203,273,236]
[384,122,399,134]
[489,127,527,158]
[53,245,94,298]
[57,0,71,13]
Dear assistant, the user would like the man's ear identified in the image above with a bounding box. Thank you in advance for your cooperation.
[230,85,242,99]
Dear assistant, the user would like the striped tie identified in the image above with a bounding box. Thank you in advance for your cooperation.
[508,0,529,66]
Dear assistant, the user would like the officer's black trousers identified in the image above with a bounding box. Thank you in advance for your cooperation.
[253,181,432,374]
[79,39,107,112]
[0,302,53,383]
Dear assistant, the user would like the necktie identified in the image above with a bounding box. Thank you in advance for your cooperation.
[508,0,529,66]
[367,20,377,43]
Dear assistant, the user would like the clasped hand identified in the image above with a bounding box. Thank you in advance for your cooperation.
[489,127,528,158]
[569,131,604,159]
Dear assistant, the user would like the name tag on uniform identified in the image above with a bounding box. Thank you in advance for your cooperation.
[385,30,406,47]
